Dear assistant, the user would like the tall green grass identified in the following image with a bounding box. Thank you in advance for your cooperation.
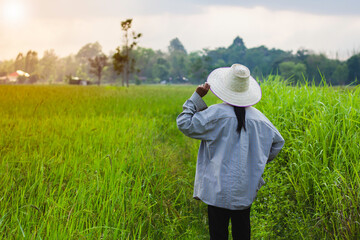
[0,80,359,239]
[253,77,360,239]
[0,85,208,239]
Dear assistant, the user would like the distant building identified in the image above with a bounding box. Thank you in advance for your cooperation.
[7,70,30,83]
[69,77,91,85]
[8,72,20,83]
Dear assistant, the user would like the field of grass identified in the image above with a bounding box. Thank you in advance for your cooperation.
[0,79,359,239]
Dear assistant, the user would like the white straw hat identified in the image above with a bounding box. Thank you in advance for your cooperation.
[207,64,262,107]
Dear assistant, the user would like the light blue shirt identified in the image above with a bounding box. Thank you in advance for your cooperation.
[177,92,285,210]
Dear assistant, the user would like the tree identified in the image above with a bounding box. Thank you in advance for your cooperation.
[76,42,103,64]
[169,54,187,83]
[133,47,157,83]
[187,51,207,84]
[25,50,39,74]
[75,42,103,81]
[40,49,58,83]
[304,54,328,83]
[279,61,307,83]
[203,47,227,73]
[227,36,247,64]
[113,19,142,87]
[102,52,120,84]
[331,64,349,85]
[168,38,187,55]
[346,54,360,84]
[296,48,310,62]
[56,55,78,83]
[168,38,188,83]
[14,53,25,71]
[152,57,170,83]
[0,60,14,75]
[24,50,40,83]
[88,54,108,85]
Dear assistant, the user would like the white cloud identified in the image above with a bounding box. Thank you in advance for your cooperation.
[135,5,360,58]
[1,5,360,60]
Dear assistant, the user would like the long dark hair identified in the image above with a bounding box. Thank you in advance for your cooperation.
[234,106,246,133]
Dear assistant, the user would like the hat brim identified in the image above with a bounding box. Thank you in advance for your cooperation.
[207,67,262,107]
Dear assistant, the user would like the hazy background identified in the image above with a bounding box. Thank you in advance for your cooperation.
[1,0,360,60]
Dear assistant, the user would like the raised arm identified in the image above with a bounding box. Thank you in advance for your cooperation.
[176,83,212,140]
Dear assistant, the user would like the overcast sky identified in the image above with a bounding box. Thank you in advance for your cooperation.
[1,0,360,61]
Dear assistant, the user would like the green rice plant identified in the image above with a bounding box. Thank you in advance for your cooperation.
[252,76,360,239]
[0,81,359,239]
[0,85,208,239]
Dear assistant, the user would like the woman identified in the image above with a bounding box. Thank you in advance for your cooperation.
[177,64,285,240]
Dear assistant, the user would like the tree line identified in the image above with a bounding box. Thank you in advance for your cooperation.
[0,20,359,86]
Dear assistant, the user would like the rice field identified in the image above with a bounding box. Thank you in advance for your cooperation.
[0,78,359,239]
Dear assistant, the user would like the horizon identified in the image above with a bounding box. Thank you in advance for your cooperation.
[1,0,360,61]
[1,34,359,62]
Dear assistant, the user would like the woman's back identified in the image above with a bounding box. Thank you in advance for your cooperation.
[177,100,284,209]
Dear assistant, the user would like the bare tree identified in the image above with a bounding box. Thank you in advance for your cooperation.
[112,19,142,87]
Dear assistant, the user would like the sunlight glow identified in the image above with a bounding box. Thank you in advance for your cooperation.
[3,1,25,23]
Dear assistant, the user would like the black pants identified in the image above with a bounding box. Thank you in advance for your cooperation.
[208,205,251,240]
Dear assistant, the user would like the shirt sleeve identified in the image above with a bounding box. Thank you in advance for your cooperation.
[176,92,212,140]
[267,128,285,163]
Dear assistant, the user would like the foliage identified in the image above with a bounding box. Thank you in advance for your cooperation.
[1,36,360,85]
[112,19,142,87]
[152,58,170,83]
[187,52,208,84]
[279,61,307,83]
[76,42,103,65]
[331,64,349,85]
[168,38,187,55]
[39,49,58,83]
[74,42,104,82]
[346,54,360,84]
[16,75,27,84]
[0,82,359,239]
[253,77,360,239]
[304,54,335,83]
[132,47,157,83]
[14,53,25,71]
[24,50,39,74]
[0,60,14,75]
[56,55,79,83]
[88,55,108,85]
